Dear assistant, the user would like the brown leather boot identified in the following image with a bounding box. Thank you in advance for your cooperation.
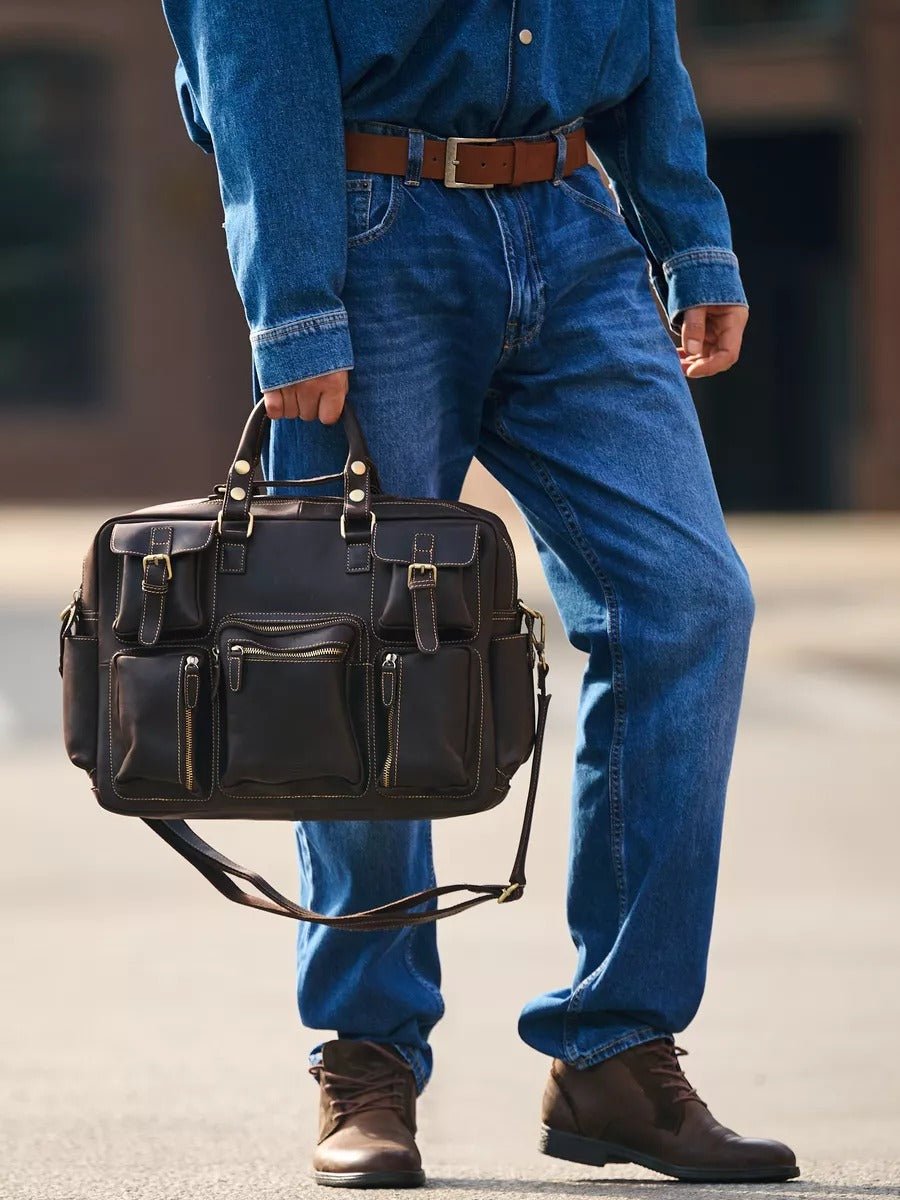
[310,1039,425,1188]
[540,1038,799,1183]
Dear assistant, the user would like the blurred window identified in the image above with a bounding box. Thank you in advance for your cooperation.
[0,47,108,409]
[697,1,847,31]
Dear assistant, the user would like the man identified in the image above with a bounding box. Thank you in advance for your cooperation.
[162,0,798,1188]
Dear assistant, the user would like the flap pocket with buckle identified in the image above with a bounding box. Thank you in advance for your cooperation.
[372,519,481,653]
[110,520,216,646]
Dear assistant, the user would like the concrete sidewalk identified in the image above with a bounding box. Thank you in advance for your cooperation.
[1,506,898,1199]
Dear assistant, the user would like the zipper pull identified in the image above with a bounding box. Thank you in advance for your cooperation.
[228,643,244,693]
[381,652,398,708]
[183,654,200,710]
[210,645,220,697]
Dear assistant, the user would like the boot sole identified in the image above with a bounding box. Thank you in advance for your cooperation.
[313,1168,426,1189]
[539,1125,800,1183]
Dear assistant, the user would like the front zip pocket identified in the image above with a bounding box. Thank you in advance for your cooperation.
[378,647,478,790]
[219,621,363,793]
[226,639,349,693]
[110,648,212,798]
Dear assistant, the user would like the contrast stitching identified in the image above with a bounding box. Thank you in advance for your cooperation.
[662,247,740,276]
[374,649,484,800]
[216,665,371,802]
[511,188,547,344]
[110,521,215,554]
[613,103,673,260]
[108,646,215,805]
[492,415,629,949]
[489,0,518,135]
[176,654,185,787]
[373,523,479,567]
[568,1026,665,1071]
[393,654,403,785]
[347,175,401,247]
[557,177,626,226]
[251,308,349,345]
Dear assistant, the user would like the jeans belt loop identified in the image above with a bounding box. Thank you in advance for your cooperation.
[552,130,568,186]
[405,130,425,187]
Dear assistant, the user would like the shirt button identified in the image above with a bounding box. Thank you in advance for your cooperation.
[518,28,533,44]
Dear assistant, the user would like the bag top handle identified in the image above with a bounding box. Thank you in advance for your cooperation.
[217,398,379,543]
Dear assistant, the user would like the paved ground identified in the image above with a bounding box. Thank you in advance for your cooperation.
[1,502,899,1199]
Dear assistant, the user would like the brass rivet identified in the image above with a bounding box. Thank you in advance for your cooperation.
[518,27,533,44]
[230,486,247,501]
[348,488,365,503]
[350,460,366,475]
[234,459,251,475]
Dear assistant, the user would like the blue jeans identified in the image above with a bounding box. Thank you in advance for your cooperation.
[266,125,754,1095]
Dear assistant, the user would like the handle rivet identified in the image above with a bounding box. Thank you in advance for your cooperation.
[348,488,365,503]
[230,486,247,501]
[234,459,251,475]
[350,460,366,475]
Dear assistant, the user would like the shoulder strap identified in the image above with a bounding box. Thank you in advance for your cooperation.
[143,656,550,932]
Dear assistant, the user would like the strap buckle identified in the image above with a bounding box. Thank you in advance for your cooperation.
[339,511,376,540]
[498,882,523,904]
[141,552,173,580]
[407,562,438,587]
[217,511,254,539]
[518,600,548,674]
[444,137,498,189]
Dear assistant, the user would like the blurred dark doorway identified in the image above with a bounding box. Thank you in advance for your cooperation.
[696,128,855,511]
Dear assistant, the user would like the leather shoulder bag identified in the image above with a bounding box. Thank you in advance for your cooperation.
[59,400,550,930]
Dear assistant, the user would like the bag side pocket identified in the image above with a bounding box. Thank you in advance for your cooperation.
[489,633,535,785]
[61,635,99,772]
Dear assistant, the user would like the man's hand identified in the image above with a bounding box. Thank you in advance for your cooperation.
[678,305,748,380]
[263,370,349,423]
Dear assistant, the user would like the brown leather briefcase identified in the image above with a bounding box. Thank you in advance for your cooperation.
[59,400,550,930]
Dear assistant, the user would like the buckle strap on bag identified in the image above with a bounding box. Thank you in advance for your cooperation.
[408,532,439,654]
[139,526,174,646]
[143,605,551,931]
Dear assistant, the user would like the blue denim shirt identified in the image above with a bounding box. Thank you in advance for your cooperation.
[162,1,748,391]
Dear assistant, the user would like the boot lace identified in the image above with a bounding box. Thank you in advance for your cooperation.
[645,1042,708,1110]
[311,1046,408,1120]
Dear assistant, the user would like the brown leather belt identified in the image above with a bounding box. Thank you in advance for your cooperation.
[344,127,588,189]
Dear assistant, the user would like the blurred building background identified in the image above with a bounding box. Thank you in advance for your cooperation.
[0,0,897,507]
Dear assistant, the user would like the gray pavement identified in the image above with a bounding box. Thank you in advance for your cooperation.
[1,504,899,1199]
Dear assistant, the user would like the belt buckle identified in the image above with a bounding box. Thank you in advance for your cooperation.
[444,137,498,189]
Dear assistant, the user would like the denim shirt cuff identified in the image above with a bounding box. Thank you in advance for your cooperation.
[250,307,354,391]
[661,248,748,330]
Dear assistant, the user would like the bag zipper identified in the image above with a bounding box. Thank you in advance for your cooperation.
[183,654,200,792]
[227,640,349,692]
[380,652,399,787]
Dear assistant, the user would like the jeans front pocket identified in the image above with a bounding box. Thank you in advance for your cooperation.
[110,648,212,798]
[346,170,400,247]
[219,620,363,793]
[557,164,625,225]
[378,647,481,792]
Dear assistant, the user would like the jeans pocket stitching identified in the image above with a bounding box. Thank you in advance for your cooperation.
[558,177,625,226]
[348,175,401,247]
